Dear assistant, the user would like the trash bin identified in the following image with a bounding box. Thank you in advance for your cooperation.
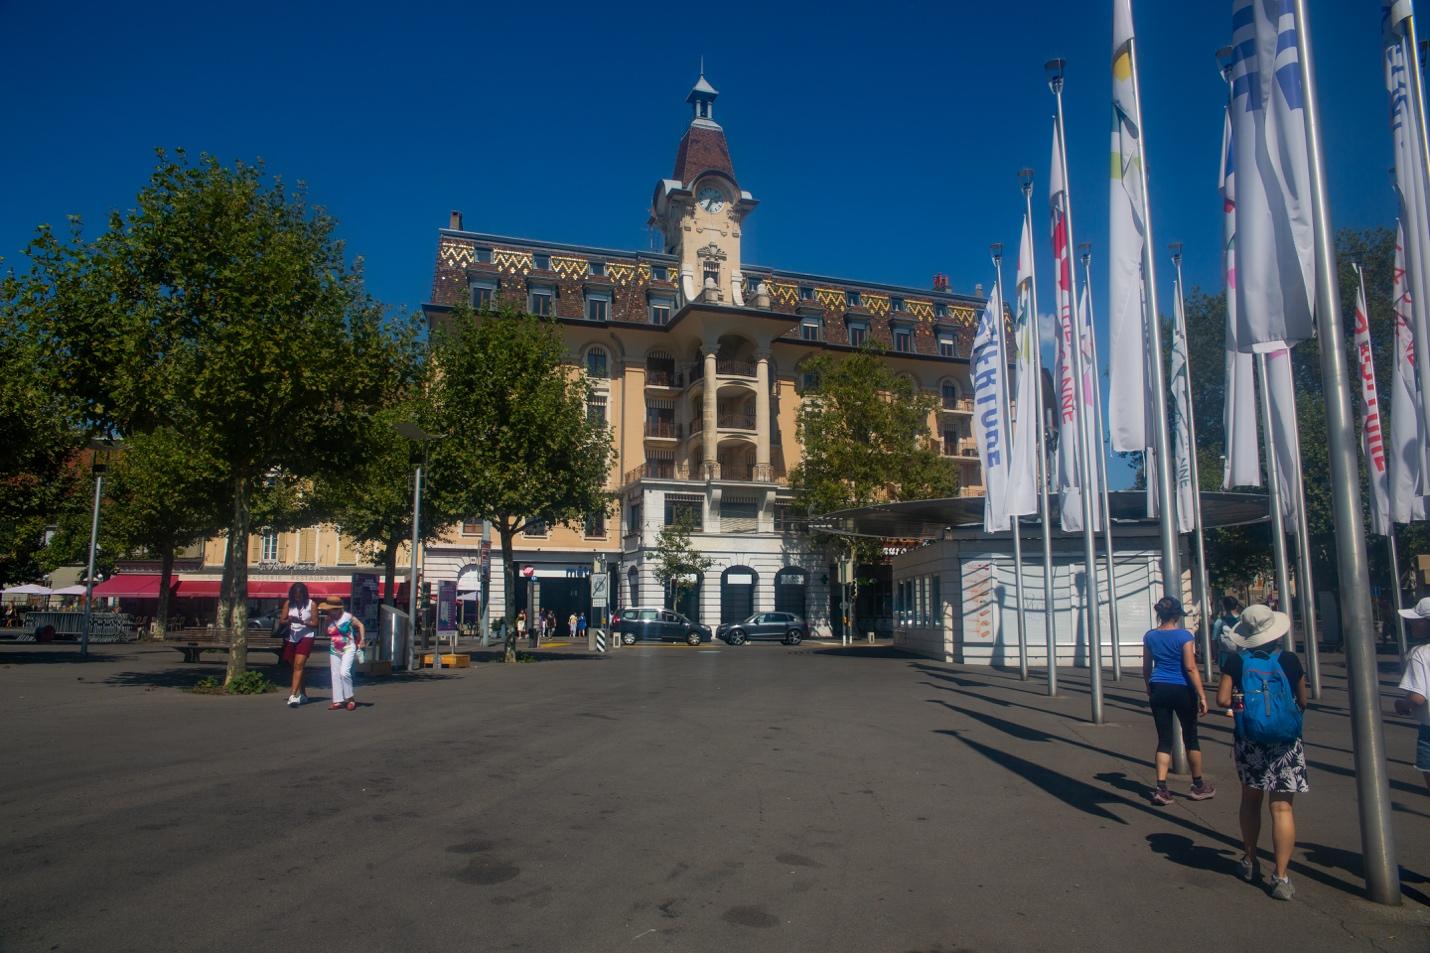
[380,605,410,668]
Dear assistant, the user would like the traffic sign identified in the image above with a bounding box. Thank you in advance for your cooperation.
[591,574,609,607]
[521,565,535,579]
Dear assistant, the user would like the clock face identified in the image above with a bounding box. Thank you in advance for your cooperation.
[697,186,726,213]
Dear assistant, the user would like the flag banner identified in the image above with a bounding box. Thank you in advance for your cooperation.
[973,279,1013,532]
[1007,213,1041,517]
[1384,3,1430,483]
[1390,220,1428,522]
[1050,121,1102,533]
[1144,446,1158,519]
[1228,0,1315,351]
[1220,103,1262,488]
[1265,347,1302,523]
[1108,0,1149,451]
[1353,267,1392,535]
[1170,281,1197,534]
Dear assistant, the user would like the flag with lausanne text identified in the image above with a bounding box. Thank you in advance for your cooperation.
[1006,213,1041,518]
[973,279,1013,532]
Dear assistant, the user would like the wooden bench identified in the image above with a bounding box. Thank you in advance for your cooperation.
[166,631,309,663]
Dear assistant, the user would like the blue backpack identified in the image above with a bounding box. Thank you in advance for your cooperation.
[1236,648,1302,745]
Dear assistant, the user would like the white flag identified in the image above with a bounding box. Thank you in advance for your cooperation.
[1170,280,1197,534]
[973,280,1013,532]
[1228,0,1315,351]
[1390,220,1428,522]
[1220,104,1262,488]
[1107,0,1149,452]
[1353,266,1392,535]
[1265,347,1302,524]
[1051,121,1102,533]
[1384,3,1430,483]
[1007,214,1041,517]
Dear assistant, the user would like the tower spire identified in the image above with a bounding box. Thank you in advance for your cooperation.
[687,70,718,125]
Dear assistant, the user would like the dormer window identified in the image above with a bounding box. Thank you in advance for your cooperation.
[475,247,493,264]
[845,317,868,348]
[892,325,913,353]
[798,285,814,302]
[800,316,822,342]
[471,279,497,311]
[585,290,611,322]
[589,261,606,277]
[533,252,551,270]
[934,302,949,319]
[846,290,862,308]
[651,264,668,281]
[938,331,957,358]
[890,296,905,312]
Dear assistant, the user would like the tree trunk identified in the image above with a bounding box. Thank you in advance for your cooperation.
[216,524,236,632]
[500,524,518,663]
[223,477,252,686]
[155,545,174,641]
[383,539,398,609]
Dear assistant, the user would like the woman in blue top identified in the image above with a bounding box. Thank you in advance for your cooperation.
[1142,596,1215,805]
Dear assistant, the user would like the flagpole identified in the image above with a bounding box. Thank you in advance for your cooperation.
[1021,168,1059,697]
[1255,353,1295,654]
[1292,0,1400,905]
[1079,244,1123,681]
[1170,247,1215,682]
[1282,386,1322,697]
[1388,527,1409,662]
[1122,25,1182,597]
[1047,60,1104,725]
[993,244,1029,681]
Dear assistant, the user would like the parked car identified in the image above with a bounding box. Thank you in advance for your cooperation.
[717,612,808,646]
[611,607,711,645]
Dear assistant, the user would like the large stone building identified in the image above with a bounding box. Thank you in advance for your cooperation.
[421,74,989,636]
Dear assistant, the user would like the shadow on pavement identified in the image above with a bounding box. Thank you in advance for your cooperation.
[1146,832,1240,876]
[928,698,1153,769]
[0,649,129,665]
[807,646,911,659]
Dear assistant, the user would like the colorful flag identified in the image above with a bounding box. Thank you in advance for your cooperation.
[1007,213,1041,518]
[1169,280,1197,535]
[1107,0,1149,452]
[1390,220,1427,522]
[1050,120,1101,533]
[1353,266,1392,535]
[1220,104,1261,489]
[1228,0,1315,350]
[973,279,1013,532]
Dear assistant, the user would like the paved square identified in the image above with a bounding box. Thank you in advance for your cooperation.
[2,641,1427,952]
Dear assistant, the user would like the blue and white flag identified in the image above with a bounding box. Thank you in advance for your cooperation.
[1228,0,1315,351]
[973,278,1013,532]
[1220,103,1262,489]
[1169,280,1197,535]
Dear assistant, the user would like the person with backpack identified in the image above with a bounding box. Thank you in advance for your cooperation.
[1211,596,1242,671]
[1394,597,1430,791]
[1142,596,1215,806]
[1215,604,1308,901]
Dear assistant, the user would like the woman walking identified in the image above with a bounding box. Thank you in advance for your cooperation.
[1142,596,1215,805]
[1215,604,1307,901]
[1211,596,1243,671]
[323,600,365,711]
[279,582,317,708]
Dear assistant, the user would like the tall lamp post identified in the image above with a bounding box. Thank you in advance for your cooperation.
[80,438,118,660]
[397,422,445,671]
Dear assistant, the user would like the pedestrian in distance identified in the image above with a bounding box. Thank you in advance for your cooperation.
[1394,597,1430,792]
[279,582,317,708]
[1211,596,1243,671]
[568,611,578,640]
[322,600,365,711]
[516,609,527,644]
[1142,596,1215,806]
[1215,604,1308,901]
[576,612,588,643]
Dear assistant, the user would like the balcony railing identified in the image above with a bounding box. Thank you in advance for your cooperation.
[943,439,979,458]
[690,417,703,435]
[644,420,682,439]
[716,357,757,377]
[941,396,975,412]
[622,460,692,484]
[716,412,757,430]
[645,368,681,388]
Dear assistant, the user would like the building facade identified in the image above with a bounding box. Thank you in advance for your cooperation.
[422,75,989,636]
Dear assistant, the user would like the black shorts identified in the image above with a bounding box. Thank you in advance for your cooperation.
[1149,682,1200,753]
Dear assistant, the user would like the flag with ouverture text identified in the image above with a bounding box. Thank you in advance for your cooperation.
[1353,265,1392,535]
[973,278,1013,532]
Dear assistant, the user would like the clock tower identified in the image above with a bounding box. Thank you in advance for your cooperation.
[651,73,758,306]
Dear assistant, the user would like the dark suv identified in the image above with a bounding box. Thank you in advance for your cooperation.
[717,612,808,646]
[611,607,711,645]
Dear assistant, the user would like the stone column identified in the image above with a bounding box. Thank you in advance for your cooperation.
[755,350,771,481]
[703,346,718,478]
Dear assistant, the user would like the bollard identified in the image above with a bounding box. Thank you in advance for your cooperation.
[594,628,607,653]
[866,631,875,644]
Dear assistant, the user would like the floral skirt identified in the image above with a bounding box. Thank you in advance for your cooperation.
[1233,735,1309,793]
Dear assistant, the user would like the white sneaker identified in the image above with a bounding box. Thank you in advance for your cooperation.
[286,694,298,707]
[296,693,308,706]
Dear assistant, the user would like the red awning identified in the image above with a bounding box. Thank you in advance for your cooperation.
[92,574,177,599]
[173,578,400,599]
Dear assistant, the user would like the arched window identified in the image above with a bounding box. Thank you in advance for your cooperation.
[719,566,758,624]
[940,379,960,410]
[586,346,609,379]
[626,566,639,607]
[774,567,808,616]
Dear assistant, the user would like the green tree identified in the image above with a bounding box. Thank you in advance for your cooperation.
[428,306,615,662]
[651,513,713,612]
[790,347,958,634]
[104,428,228,638]
[20,151,416,683]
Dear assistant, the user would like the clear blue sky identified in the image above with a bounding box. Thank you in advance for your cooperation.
[0,1,1401,485]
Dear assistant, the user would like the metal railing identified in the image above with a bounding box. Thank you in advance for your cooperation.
[621,460,692,484]
[941,396,974,412]
[644,420,681,439]
[645,368,680,388]
[716,412,757,430]
[715,357,757,377]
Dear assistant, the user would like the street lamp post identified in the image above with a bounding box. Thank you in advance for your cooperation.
[80,438,117,660]
[397,422,445,671]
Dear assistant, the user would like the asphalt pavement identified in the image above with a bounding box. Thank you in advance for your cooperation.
[2,639,1428,953]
